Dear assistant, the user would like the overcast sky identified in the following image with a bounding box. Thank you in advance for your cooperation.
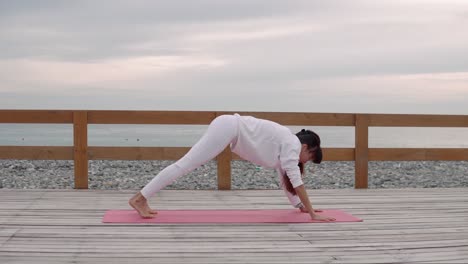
[1,0,468,114]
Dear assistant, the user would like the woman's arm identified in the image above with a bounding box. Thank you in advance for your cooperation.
[277,169,303,207]
[294,185,335,222]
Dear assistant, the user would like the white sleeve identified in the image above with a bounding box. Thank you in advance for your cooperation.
[279,142,304,188]
[277,169,302,208]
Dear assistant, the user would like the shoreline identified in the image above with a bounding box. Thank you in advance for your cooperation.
[1,160,467,190]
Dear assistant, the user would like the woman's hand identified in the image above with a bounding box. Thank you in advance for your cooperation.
[293,185,334,222]
[310,212,336,222]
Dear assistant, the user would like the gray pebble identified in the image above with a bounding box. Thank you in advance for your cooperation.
[0,160,467,190]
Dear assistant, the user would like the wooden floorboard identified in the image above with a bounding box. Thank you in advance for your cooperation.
[0,188,467,263]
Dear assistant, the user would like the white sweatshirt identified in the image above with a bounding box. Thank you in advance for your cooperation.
[230,114,303,207]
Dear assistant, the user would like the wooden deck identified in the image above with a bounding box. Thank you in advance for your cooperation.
[0,188,467,263]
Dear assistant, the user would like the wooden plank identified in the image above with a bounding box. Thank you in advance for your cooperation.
[322,148,355,161]
[2,110,468,127]
[217,146,232,190]
[87,110,217,124]
[87,110,356,126]
[6,146,465,162]
[0,146,73,160]
[88,147,353,161]
[73,111,88,189]
[369,114,468,127]
[217,111,356,126]
[355,114,369,188]
[88,146,190,160]
[0,188,467,264]
[2,239,467,251]
[0,110,73,123]
[369,148,468,161]
[233,148,354,161]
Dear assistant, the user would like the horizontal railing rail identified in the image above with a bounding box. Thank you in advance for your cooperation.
[1,110,467,189]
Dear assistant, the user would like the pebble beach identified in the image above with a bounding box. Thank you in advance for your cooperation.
[1,160,467,190]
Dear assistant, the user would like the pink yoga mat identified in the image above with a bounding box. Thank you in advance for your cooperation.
[102,209,362,223]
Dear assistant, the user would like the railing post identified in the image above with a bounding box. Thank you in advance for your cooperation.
[217,146,232,190]
[355,114,369,188]
[73,111,88,189]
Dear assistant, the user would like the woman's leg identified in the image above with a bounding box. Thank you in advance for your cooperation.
[130,115,238,217]
[141,114,238,198]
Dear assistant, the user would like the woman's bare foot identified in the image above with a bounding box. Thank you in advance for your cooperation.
[129,192,157,218]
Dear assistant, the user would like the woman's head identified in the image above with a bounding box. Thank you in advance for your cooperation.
[296,129,322,164]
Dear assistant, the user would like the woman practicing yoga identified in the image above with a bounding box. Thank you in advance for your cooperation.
[129,114,336,222]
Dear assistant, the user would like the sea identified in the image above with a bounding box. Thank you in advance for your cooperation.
[1,124,468,148]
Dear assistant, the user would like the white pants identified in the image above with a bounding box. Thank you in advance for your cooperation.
[140,115,239,198]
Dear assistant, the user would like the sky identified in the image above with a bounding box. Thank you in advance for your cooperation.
[1,0,468,114]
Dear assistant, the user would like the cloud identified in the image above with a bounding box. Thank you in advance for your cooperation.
[1,1,468,114]
[0,55,226,93]
[292,72,468,109]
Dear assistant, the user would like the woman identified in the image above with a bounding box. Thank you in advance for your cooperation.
[129,114,336,222]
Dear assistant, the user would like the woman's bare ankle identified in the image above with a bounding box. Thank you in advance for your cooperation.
[129,192,157,218]
[130,192,146,202]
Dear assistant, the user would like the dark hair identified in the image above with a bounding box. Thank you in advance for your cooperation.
[296,129,322,164]
[282,129,322,195]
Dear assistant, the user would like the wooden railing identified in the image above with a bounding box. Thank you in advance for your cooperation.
[1,110,467,189]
